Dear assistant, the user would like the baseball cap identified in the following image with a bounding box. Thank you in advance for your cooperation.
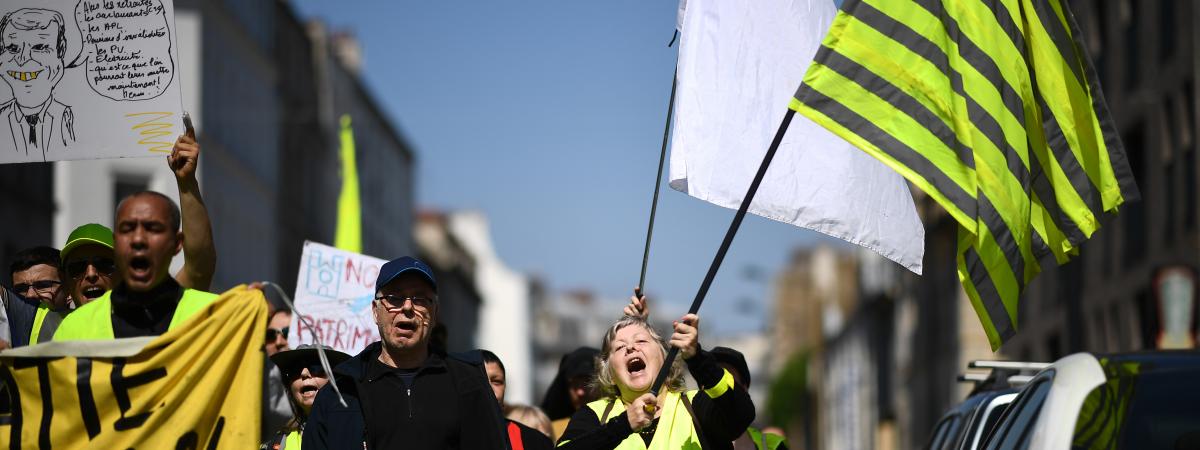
[375,256,437,293]
[61,224,115,261]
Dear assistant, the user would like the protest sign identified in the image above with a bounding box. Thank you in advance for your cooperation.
[0,0,184,164]
[289,241,384,355]
[0,286,266,449]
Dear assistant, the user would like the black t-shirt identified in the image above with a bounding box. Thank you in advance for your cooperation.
[509,420,554,450]
[110,277,183,338]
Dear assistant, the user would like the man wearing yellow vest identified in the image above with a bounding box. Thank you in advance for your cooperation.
[53,190,218,340]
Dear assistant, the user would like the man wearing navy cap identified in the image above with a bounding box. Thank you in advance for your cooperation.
[304,256,508,450]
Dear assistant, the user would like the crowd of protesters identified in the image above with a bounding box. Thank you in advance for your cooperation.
[0,129,788,450]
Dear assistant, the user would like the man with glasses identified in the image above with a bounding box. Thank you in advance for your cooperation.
[304,256,508,449]
[61,223,117,306]
[8,246,68,344]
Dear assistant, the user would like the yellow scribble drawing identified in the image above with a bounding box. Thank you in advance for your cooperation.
[126,111,175,153]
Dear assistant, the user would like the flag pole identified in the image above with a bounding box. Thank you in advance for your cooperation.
[637,70,679,293]
[650,108,796,396]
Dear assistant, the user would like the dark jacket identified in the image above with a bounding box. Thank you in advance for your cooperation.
[303,342,508,450]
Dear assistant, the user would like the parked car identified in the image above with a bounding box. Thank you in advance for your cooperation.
[983,351,1200,450]
[925,361,1044,450]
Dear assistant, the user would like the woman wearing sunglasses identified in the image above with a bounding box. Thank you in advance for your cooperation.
[263,344,351,450]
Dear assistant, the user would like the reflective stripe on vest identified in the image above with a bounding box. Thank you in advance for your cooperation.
[52,288,218,340]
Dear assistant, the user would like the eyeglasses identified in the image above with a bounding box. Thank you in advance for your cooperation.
[266,327,289,342]
[282,362,328,380]
[375,294,436,311]
[13,279,61,294]
[66,257,116,278]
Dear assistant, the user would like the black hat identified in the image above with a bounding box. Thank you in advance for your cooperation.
[710,346,751,387]
[540,347,599,420]
[270,344,352,377]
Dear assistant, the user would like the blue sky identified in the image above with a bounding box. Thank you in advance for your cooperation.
[292,1,841,335]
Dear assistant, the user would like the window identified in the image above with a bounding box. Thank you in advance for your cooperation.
[985,376,1053,450]
[113,176,149,212]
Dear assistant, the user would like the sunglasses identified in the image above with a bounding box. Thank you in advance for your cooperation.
[66,257,116,278]
[266,327,289,342]
[282,362,328,380]
[375,294,436,311]
[13,279,61,294]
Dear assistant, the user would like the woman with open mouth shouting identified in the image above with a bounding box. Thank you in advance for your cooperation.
[556,311,755,449]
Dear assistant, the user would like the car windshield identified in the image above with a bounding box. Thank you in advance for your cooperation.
[1071,364,1200,449]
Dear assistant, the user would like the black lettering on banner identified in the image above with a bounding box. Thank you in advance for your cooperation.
[206,416,225,449]
[36,361,52,449]
[76,359,102,439]
[0,367,22,450]
[110,358,167,431]
[170,415,225,450]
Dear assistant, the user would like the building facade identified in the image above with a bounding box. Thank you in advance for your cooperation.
[50,0,417,293]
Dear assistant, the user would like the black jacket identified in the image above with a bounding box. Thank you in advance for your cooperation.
[302,342,508,450]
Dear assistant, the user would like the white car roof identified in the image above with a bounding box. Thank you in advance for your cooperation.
[1027,352,1107,449]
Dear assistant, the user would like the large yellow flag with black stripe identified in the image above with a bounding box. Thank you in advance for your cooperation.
[790,0,1139,350]
[0,287,266,448]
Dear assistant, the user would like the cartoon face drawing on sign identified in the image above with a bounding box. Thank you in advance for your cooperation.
[0,8,75,162]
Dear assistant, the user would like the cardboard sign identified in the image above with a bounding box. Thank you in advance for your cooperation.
[289,241,384,355]
[0,0,184,164]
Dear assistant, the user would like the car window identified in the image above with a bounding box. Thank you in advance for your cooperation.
[967,394,1016,450]
[984,379,1052,450]
[1072,368,1200,449]
[926,415,958,450]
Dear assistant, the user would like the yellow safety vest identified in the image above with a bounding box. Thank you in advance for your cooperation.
[561,370,735,450]
[282,430,301,449]
[30,303,68,344]
[52,288,218,341]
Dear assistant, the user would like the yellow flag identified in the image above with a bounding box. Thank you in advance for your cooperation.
[0,287,267,449]
[335,114,363,253]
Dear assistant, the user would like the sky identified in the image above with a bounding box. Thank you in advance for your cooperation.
[291,1,845,336]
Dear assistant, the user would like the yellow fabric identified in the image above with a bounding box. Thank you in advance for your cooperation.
[0,286,266,449]
[790,0,1138,350]
[283,430,302,450]
[561,391,703,450]
[702,369,735,399]
[52,288,218,341]
[334,114,363,253]
[29,303,49,344]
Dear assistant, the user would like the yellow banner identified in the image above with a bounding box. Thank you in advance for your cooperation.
[0,286,267,449]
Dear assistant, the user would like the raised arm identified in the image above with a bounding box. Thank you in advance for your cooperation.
[169,128,216,291]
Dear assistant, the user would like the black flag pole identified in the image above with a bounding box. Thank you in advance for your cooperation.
[649,108,796,396]
[637,71,679,293]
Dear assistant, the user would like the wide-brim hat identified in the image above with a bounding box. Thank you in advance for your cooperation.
[61,223,114,261]
[269,344,352,374]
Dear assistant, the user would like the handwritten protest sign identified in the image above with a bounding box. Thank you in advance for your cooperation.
[0,0,184,164]
[289,241,384,355]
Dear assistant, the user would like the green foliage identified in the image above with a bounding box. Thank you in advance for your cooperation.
[766,350,809,428]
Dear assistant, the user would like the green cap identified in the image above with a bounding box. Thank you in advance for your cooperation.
[61,223,115,261]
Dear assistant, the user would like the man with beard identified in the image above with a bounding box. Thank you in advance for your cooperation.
[53,190,217,340]
[303,256,508,450]
[0,8,74,161]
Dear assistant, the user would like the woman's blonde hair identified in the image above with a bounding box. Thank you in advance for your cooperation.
[594,315,685,399]
[505,404,554,438]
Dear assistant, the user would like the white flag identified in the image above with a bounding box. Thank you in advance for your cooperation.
[669,0,925,273]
